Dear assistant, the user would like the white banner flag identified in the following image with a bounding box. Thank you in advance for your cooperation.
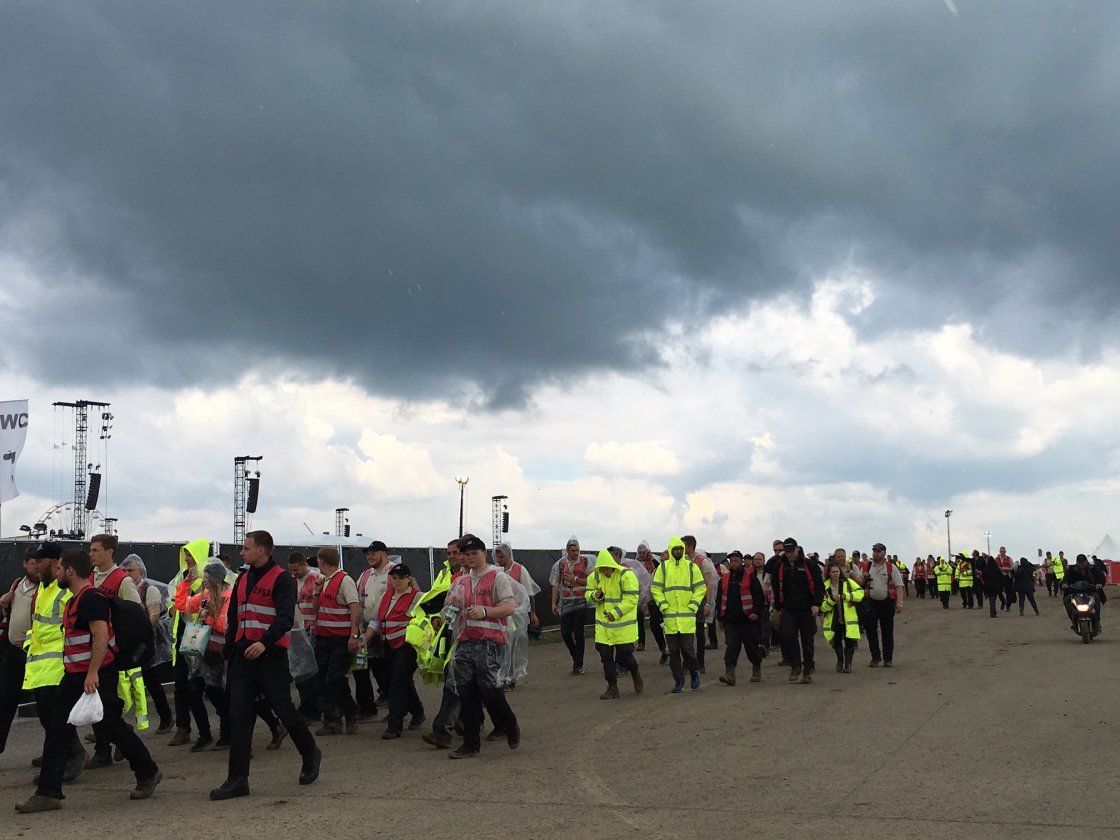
[0,400,29,503]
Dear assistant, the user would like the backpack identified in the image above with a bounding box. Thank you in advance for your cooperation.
[110,598,156,669]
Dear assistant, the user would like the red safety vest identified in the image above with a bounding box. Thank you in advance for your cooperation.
[559,556,588,601]
[63,587,116,673]
[997,555,1012,574]
[92,566,129,599]
[377,587,421,649]
[234,565,291,648]
[296,572,318,626]
[454,568,508,644]
[777,560,816,601]
[863,561,898,600]
[913,562,926,580]
[719,570,754,617]
[314,571,353,638]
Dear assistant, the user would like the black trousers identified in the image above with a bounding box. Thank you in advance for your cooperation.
[142,660,173,727]
[988,592,1000,617]
[1018,592,1039,613]
[596,642,638,685]
[559,606,588,668]
[694,607,707,669]
[383,644,423,734]
[37,666,158,798]
[314,636,358,723]
[432,681,459,736]
[0,643,27,752]
[454,641,518,751]
[961,587,974,608]
[915,579,927,599]
[637,602,666,653]
[173,654,210,733]
[227,653,317,779]
[779,608,816,670]
[351,665,379,716]
[1046,574,1057,596]
[863,598,896,663]
[723,620,762,669]
[833,638,857,667]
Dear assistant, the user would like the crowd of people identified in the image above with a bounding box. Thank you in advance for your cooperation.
[0,529,1109,812]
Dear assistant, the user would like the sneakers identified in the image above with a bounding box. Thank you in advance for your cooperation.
[485,728,507,742]
[190,734,214,753]
[267,724,288,751]
[836,661,844,673]
[85,751,113,770]
[800,672,813,684]
[298,748,322,785]
[569,666,584,676]
[344,717,359,735]
[315,722,342,736]
[788,666,802,683]
[690,672,701,690]
[422,731,452,750]
[15,794,62,814]
[209,776,250,801]
[167,728,191,747]
[599,684,620,700]
[130,770,162,800]
[407,714,425,731]
[883,661,893,668]
[750,666,761,683]
[869,658,882,668]
[448,745,478,760]
[671,680,684,694]
[211,735,230,751]
[381,730,401,740]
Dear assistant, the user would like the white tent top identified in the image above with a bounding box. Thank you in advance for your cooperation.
[1093,533,1119,560]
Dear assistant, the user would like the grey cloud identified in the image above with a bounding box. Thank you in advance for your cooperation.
[2,1,1118,401]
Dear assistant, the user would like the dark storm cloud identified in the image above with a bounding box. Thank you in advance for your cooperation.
[2,1,1117,401]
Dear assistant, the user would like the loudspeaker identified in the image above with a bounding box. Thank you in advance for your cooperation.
[501,511,509,533]
[85,473,102,510]
[246,477,260,513]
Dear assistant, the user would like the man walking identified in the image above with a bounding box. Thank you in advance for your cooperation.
[551,537,591,675]
[311,546,362,736]
[862,543,904,667]
[651,537,705,693]
[715,551,764,686]
[771,538,823,684]
[0,549,39,753]
[585,549,643,698]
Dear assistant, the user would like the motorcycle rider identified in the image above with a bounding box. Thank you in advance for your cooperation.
[1061,554,1106,630]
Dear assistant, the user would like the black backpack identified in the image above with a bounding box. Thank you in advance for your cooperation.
[110,598,156,669]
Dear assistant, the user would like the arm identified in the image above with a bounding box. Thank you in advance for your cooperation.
[260,572,296,649]
[650,566,668,613]
[85,618,110,694]
[586,571,603,605]
[687,565,705,613]
[615,572,639,622]
[347,599,362,653]
[117,575,142,605]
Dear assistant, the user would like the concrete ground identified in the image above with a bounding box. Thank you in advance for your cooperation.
[1,590,1117,838]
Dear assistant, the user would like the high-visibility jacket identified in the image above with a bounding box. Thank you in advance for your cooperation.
[453,568,508,644]
[1053,558,1065,581]
[168,538,209,666]
[314,571,353,638]
[377,587,421,649]
[651,538,705,634]
[821,578,864,644]
[23,580,71,689]
[63,588,117,674]
[933,560,953,591]
[118,667,149,730]
[234,565,291,649]
[956,562,974,588]
[585,550,639,645]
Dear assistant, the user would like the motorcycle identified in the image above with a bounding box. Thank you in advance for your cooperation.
[1067,580,1101,644]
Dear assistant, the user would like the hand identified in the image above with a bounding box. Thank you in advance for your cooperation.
[529,611,539,628]
[244,642,266,660]
[551,603,559,616]
[347,637,360,654]
[313,576,325,594]
[467,606,487,620]
[810,606,820,617]
[83,671,99,694]
[703,603,712,617]
[185,565,198,581]
[747,613,759,621]
[895,602,903,614]
[0,591,13,609]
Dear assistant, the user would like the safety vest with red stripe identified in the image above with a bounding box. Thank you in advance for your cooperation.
[63,587,116,673]
[234,565,291,649]
[559,556,588,601]
[315,571,353,638]
[913,562,927,580]
[454,568,508,644]
[862,561,898,600]
[92,566,129,599]
[778,560,817,598]
[377,587,421,649]
[297,572,318,627]
[719,570,754,616]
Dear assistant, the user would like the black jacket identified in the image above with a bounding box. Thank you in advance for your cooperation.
[772,555,824,611]
[715,567,765,623]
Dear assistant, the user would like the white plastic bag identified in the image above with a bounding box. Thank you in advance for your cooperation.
[68,690,104,726]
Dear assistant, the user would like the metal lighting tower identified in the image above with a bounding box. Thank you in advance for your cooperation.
[233,455,263,546]
[53,400,110,538]
[455,476,469,538]
[491,495,508,549]
[335,507,350,538]
[945,509,954,560]
[984,530,992,554]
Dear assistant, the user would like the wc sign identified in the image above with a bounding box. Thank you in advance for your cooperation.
[0,400,29,503]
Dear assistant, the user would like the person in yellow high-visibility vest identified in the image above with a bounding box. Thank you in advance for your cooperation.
[956,557,975,609]
[585,549,642,698]
[652,537,706,693]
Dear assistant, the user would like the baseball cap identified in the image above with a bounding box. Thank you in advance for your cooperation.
[727,550,744,559]
[34,542,63,560]
[872,542,886,551]
[365,540,388,553]
[459,535,486,553]
[389,563,412,577]
[782,537,798,549]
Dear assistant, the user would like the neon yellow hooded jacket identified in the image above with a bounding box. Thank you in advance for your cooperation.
[168,538,208,665]
[585,549,640,645]
[651,537,706,634]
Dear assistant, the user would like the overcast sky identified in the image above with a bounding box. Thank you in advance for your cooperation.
[2,1,1118,560]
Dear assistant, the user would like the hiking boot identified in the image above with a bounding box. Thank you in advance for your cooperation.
[883,661,893,668]
[315,722,342,736]
[408,714,425,730]
[671,680,684,694]
[167,728,191,747]
[800,672,813,684]
[114,746,124,762]
[750,666,761,683]
[266,724,288,751]
[209,777,250,801]
[836,661,844,673]
[599,683,620,700]
[62,748,86,783]
[631,669,644,694]
[190,734,213,753]
[869,658,882,668]
[155,720,174,735]
[422,731,452,750]
[788,666,802,683]
[15,794,62,813]
[485,728,507,742]
[298,748,322,785]
[690,672,701,690]
[659,652,669,666]
[85,751,112,770]
[344,717,359,735]
[506,722,521,750]
[719,665,736,686]
[130,770,162,800]
[448,745,478,760]
[381,730,401,740]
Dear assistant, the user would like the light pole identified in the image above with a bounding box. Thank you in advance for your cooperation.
[945,509,953,560]
[455,476,469,538]
[984,530,991,555]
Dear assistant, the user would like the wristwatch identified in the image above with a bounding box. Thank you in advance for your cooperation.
[351,633,362,639]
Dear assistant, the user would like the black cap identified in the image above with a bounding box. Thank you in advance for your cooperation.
[783,537,798,549]
[458,535,486,553]
[872,542,886,551]
[389,563,411,577]
[365,540,388,553]
[34,542,63,560]
[727,550,744,559]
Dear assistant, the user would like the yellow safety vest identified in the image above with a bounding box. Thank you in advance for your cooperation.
[22,581,71,690]
[652,552,705,635]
